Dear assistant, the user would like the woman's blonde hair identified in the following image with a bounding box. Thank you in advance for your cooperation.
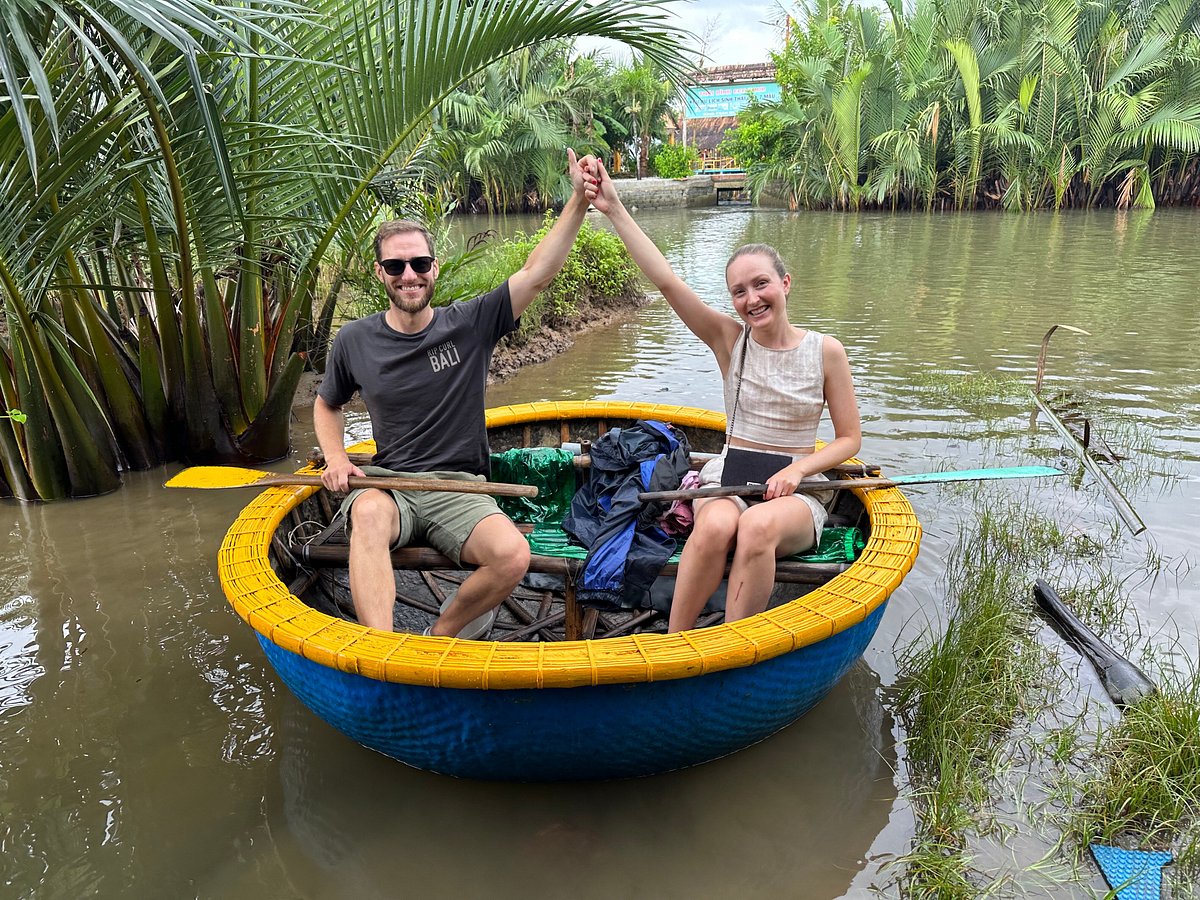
[726,243,787,280]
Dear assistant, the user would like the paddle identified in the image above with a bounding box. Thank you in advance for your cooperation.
[309,447,884,479]
[637,465,1064,502]
[165,466,539,498]
[1032,579,1155,707]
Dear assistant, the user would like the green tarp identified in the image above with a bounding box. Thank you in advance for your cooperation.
[489,447,865,565]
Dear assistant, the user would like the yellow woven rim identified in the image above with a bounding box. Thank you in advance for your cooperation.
[218,401,921,689]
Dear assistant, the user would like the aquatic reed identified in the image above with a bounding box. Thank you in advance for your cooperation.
[913,371,1029,419]
[893,493,1051,896]
[890,373,1200,897]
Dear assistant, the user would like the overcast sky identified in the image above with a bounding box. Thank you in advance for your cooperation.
[577,1,787,68]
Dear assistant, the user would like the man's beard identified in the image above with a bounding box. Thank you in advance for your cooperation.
[386,281,433,314]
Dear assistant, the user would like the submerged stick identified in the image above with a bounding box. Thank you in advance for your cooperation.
[1028,323,1144,536]
[1029,392,1146,536]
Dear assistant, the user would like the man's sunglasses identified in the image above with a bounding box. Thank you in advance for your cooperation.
[379,256,434,276]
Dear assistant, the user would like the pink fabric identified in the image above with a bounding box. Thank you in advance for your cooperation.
[658,470,701,536]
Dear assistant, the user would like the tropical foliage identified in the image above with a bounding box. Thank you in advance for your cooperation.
[611,55,679,179]
[723,0,1200,210]
[434,42,608,213]
[0,0,688,500]
[430,49,682,210]
[651,141,702,178]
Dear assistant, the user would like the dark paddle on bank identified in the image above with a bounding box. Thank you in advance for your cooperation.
[165,466,539,498]
[638,465,1065,502]
[1032,578,1156,707]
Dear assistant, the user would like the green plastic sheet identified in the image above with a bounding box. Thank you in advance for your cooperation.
[489,448,576,523]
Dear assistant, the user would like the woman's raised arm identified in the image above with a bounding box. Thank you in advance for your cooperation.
[586,159,739,357]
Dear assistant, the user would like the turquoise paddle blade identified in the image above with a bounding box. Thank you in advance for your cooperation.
[892,465,1064,485]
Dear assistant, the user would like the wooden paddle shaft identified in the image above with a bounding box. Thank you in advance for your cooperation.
[263,473,538,498]
[306,448,882,478]
[639,478,898,502]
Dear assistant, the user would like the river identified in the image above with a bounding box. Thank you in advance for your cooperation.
[2,206,1197,898]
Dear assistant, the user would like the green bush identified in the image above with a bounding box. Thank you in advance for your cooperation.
[426,212,643,338]
[718,100,788,167]
[650,142,700,179]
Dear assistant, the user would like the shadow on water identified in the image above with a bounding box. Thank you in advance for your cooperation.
[265,661,896,900]
[0,470,277,895]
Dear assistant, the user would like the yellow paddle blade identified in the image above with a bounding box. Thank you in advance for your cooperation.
[165,466,278,488]
[164,466,535,497]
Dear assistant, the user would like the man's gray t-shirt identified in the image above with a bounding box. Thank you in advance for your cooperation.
[318,282,517,475]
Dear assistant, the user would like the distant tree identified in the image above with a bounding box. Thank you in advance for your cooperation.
[612,57,678,178]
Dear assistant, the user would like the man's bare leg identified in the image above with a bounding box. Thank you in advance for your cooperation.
[347,489,403,631]
[431,514,530,638]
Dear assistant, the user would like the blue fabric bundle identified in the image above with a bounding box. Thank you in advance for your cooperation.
[562,420,692,610]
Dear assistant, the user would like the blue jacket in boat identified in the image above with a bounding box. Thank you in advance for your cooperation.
[562,420,692,610]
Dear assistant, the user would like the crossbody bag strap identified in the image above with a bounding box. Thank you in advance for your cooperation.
[725,324,751,444]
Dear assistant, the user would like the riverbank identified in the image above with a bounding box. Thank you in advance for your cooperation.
[487,286,651,381]
[291,284,651,408]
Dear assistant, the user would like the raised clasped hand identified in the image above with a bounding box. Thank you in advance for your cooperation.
[568,148,600,202]
[580,157,616,214]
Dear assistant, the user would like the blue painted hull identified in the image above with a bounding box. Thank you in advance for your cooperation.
[260,602,887,781]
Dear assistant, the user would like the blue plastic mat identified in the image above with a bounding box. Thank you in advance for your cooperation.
[1090,843,1172,900]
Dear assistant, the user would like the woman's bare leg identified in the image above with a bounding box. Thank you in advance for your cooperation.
[724,498,816,623]
[668,498,741,632]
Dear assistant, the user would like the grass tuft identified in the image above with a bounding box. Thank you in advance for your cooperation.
[913,371,1029,417]
[894,495,1051,895]
[1070,659,1200,873]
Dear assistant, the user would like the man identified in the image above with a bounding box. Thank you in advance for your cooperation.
[316,150,597,637]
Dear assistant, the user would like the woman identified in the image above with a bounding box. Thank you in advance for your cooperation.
[583,159,862,632]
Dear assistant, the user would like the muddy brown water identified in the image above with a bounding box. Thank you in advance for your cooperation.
[3,208,1197,897]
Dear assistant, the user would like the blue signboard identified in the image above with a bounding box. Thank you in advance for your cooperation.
[684,81,781,119]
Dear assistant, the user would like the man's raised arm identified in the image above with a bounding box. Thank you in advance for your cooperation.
[506,148,595,318]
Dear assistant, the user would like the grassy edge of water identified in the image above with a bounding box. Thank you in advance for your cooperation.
[889,374,1200,898]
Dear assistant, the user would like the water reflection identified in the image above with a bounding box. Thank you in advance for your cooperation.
[3,207,1198,898]
[0,472,278,895]
[0,591,40,715]
[268,663,896,900]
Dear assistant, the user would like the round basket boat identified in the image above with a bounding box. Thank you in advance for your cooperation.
[218,401,921,780]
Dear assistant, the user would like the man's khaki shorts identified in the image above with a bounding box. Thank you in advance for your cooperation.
[337,466,504,565]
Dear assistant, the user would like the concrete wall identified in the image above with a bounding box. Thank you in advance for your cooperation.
[609,175,716,209]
